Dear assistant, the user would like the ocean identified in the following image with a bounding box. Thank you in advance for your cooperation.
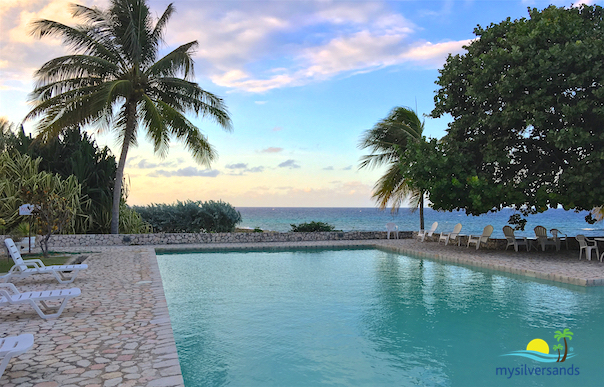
[236,207,603,239]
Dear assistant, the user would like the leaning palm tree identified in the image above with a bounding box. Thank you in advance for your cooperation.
[554,328,574,362]
[26,0,232,234]
[552,344,563,362]
[359,106,426,230]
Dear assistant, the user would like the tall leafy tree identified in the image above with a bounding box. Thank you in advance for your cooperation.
[429,5,604,218]
[359,107,427,230]
[26,0,232,234]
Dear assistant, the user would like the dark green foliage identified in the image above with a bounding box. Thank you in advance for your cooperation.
[428,5,604,216]
[507,214,527,231]
[290,221,335,232]
[7,127,117,233]
[134,200,241,233]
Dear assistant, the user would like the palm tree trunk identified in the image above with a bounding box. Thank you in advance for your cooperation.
[556,350,560,362]
[561,338,568,362]
[419,191,424,231]
[110,103,136,234]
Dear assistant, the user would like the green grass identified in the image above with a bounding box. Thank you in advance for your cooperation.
[0,253,72,274]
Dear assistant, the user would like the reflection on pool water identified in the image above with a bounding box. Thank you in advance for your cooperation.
[157,248,604,387]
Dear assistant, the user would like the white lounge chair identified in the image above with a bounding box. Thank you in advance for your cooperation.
[534,226,558,251]
[1,334,34,377]
[503,226,529,252]
[576,235,599,261]
[418,222,438,242]
[3,238,87,284]
[438,223,462,246]
[467,225,494,250]
[386,223,398,239]
[0,283,80,319]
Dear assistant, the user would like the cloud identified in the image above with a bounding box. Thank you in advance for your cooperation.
[278,159,301,169]
[225,163,264,174]
[255,101,267,105]
[261,147,283,153]
[149,167,220,177]
[323,166,334,171]
[225,163,248,169]
[342,165,352,171]
[272,127,283,132]
[1,0,470,96]
[137,159,158,169]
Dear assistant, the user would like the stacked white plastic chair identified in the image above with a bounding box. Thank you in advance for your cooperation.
[576,235,600,261]
[386,223,398,239]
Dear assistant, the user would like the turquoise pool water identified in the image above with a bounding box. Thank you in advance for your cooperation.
[157,248,604,387]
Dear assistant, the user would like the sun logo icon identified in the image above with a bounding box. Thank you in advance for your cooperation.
[526,339,549,354]
[502,329,575,363]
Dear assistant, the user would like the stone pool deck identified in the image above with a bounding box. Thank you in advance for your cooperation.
[2,239,604,386]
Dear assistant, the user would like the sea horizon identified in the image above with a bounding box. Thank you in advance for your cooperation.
[235,207,603,238]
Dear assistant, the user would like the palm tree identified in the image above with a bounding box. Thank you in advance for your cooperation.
[359,106,426,230]
[553,344,563,362]
[26,0,232,234]
[554,328,574,362]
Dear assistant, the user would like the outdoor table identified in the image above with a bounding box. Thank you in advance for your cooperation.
[519,236,539,252]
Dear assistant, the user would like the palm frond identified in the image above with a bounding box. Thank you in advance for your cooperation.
[156,100,217,166]
[145,41,198,79]
[29,19,121,64]
[149,3,175,51]
[140,95,169,158]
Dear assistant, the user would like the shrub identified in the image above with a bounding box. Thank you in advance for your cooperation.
[119,203,152,234]
[133,200,241,233]
[290,221,335,232]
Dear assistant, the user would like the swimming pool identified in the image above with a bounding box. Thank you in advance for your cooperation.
[157,248,604,386]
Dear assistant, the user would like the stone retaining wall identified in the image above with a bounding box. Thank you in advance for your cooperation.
[2,231,413,247]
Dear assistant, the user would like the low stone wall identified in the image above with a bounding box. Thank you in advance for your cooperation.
[5,231,413,247]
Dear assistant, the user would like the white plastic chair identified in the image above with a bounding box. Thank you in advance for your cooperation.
[467,225,494,250]
[418,222,438,242]
[386,223,398,239]
[503,226,529,252]
[534,226,558,251]
[576,235,599,261]
[550,229,568,250]
[0,283,80,319]
[3,238,88,284]
[1,334,34,376]
[438,223,462,245]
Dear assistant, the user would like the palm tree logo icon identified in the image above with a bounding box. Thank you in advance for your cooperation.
[554,329,574,362]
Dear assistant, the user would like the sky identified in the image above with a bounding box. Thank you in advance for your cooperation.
[0,0,599,207]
